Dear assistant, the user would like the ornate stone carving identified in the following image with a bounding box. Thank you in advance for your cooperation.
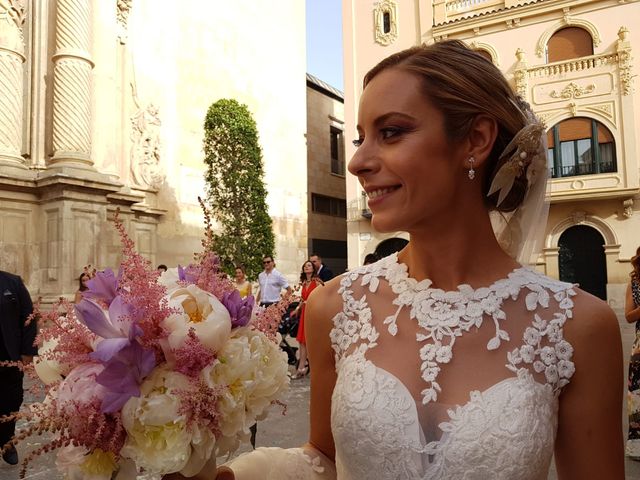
[0,0,26,167]
[588,103,613,120]
[536,110,559,126]
[550,82,595,99]
[571,210,586,224]
[513,48,528,98]
[50,0,94,167]
[130,103,164,189]
[617,26,633,96]
[506,18,520,29]
[0,0,25,37]
[568,102,578,117]
[373,0,398,46]
[623,198,634,218]
[116,0,132,44]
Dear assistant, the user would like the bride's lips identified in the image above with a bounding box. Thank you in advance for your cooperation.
[364,185,401,207]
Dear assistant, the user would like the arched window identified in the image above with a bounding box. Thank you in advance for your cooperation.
[547,27,593,63]
[546,117,615,178]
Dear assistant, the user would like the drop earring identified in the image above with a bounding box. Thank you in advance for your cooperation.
[468,156,475,180]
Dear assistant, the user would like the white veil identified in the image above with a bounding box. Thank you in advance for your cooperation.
[488,108,550,266]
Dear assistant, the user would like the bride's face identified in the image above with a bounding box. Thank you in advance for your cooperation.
[349,68,468,234]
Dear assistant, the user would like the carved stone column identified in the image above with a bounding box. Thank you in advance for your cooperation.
[0,0,27,170]
[50,0,94,168]
[513,48,528,100]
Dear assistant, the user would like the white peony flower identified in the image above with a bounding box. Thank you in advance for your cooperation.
[120,366,216,476]
[162,284,231,353]
[203,327,289,456]
[55,445,117,480]
[158,267,181,291]
[34,337,67,385]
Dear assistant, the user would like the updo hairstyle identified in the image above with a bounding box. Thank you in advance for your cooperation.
[363,40,536,213]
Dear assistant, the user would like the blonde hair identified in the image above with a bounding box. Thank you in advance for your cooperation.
[364,40,534,212]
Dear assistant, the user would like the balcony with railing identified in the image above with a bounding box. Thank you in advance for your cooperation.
[347,191,372,222]
[549,161,616,179]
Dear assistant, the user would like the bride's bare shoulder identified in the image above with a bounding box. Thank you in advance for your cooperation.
[307,274,344,321]
[564,288,619,348]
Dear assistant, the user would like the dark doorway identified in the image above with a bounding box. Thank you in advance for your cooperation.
[375,238,409,259]
[558,225,607,300]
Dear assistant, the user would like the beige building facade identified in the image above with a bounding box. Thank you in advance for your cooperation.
[343,0,640,311]
[306,74,347,275]
[0,0,308,301]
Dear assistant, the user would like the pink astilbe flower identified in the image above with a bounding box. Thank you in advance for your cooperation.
[176,377,225,435]
[112,210,174,349]
[179,252,236,303]
[252,296,292,342]
[173,329,217,378]
[63,397,127,454]
[35,298,95,368]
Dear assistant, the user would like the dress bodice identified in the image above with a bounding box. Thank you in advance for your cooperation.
[329,253,576,480]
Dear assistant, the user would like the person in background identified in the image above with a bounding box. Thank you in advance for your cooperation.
[234,265,252,298]
[74,265,96,304]
[292,261,323,379]
[0,270,37,466]
[74,271,91,304]
[157,264,168,273]
[256,255,291,307]
[363,253,379,266]
[309,254,333,282]
[625,246,640,459]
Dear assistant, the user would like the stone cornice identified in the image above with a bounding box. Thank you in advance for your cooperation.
[549,186,640,203]
[431,0,632,39]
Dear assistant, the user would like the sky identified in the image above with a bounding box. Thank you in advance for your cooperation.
[306,0,344,92]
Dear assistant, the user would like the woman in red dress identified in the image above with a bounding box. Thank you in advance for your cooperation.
[293,260,323,378]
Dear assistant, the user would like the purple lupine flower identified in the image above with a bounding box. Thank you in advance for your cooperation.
[84,268,119,305]
[178,264,199,284]
[222,291,255,328]
[75,296,134,340]
[94,339,156,413]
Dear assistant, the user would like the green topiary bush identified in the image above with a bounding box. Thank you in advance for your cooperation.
[203,99,275,280]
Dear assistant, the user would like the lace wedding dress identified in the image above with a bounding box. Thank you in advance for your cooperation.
[227,253,576,479]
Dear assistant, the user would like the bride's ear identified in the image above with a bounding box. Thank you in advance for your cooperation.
[465,114,498,168]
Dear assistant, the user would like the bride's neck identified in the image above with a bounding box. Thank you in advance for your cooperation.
[398,212,519,290]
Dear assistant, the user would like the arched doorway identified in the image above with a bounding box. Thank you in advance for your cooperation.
[374,237,408,259]
[558,225,607,299]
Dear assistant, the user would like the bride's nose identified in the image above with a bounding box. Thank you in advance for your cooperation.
[348,141,381,179]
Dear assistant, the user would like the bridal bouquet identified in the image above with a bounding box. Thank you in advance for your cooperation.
[5,210,290,479]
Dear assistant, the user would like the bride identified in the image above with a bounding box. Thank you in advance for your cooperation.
[169,40,624,479]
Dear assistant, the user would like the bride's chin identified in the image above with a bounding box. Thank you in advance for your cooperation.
[370,215,404,234]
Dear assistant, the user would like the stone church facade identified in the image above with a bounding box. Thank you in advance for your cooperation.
[0,0,308,302]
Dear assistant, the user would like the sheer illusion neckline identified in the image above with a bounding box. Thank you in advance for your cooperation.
[388,252,527,294]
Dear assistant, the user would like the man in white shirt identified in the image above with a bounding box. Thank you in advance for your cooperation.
[256,255,291,307]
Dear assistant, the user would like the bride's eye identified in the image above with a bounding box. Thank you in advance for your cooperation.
[381,127,404,140]
[352,138,363,147]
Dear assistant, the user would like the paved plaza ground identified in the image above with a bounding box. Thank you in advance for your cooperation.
[1,317,639,479]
